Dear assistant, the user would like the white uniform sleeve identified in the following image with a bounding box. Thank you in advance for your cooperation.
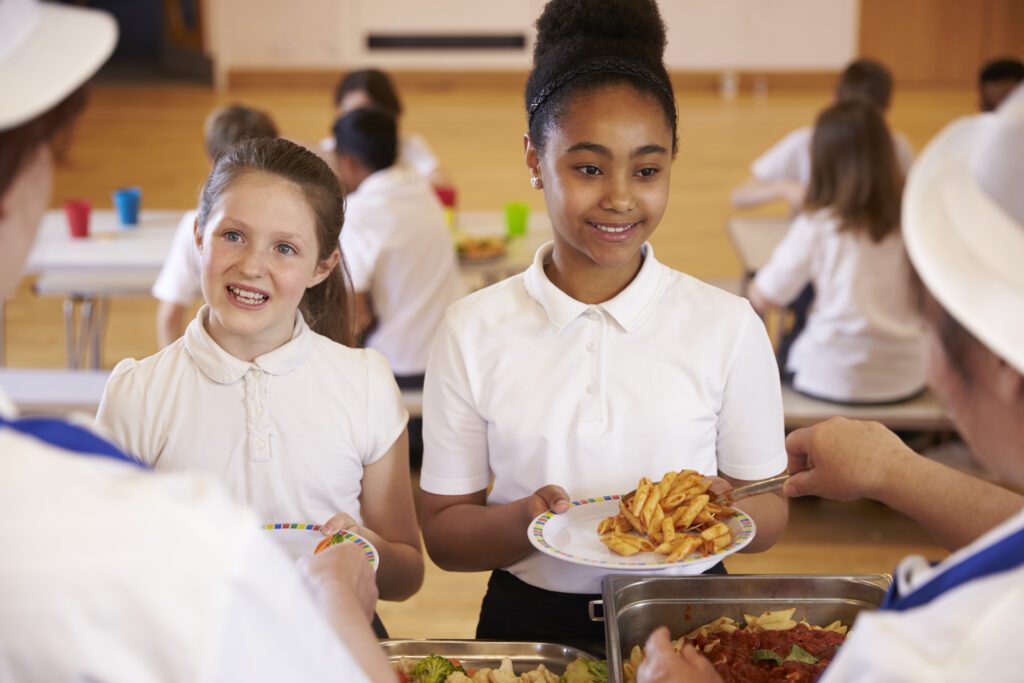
[339,204,382,293]
[361,349,409,466]
[753,214,816,306]
[152,211,202,306]
[894,131,916,176]
[715,305,787,481]
[94,358,154,464]
[207,529,372,682]
[420,317,492,495]
[750,128,809,183]
[399,133,441,179]
[821,579,1024,682]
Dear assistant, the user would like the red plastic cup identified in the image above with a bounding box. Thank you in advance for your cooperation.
[63,199,91,238]
[435,185,457,208]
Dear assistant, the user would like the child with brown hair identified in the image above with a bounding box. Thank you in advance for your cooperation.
[749,99,926,403]
[152,104,279,348]
[99,138,424,609]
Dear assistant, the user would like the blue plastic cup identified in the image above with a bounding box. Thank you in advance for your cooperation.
[112,186,142,227]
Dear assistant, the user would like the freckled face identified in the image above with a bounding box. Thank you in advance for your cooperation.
[528,84,673,280]
[198,172,334,357]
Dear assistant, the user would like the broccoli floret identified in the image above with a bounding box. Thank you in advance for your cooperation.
[560,658,608,683]
[411,655,464,683]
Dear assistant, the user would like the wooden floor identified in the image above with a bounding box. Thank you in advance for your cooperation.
[5,76,980,638]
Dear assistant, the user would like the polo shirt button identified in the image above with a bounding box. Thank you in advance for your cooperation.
[251,368,263,378]
[586,342,597,352]
[586,384,597,395]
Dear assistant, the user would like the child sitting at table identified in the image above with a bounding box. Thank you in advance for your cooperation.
[152,104,278,348]
[731,59,915,214]
[97,138,424,609]
[748,100,926,404]
[333,107,465,466]
[318,68,452,189]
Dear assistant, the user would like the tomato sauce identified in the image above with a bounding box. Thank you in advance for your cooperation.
[688,624,845,683]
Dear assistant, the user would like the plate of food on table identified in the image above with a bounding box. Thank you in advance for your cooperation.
[529,469,755,573]
[455,235,507,263]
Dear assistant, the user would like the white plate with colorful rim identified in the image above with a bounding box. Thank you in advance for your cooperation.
[263,523,379,571]
[528,496,755,572]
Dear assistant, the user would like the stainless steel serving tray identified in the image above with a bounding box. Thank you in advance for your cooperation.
[597,574,891,683]
[381,639,596,675]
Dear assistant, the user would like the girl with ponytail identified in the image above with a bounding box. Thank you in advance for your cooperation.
[97,138,424,613]
[421,0,789,650]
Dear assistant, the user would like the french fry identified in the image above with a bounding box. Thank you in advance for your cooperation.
[601,534,642,556]
[614,515,633,534]
[657,471,677,497]
[596,516,617,535]
[710,534,731,552]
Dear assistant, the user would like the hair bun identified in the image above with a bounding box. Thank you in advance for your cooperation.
[533,0,666,67]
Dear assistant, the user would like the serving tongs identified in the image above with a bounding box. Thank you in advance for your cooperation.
[713,473,790,505]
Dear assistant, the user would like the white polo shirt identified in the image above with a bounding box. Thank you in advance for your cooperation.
[95,306,408,525]
[151,209,201,306]
[752,126,915,185]
[0,398,369,682]
[319,132,441,180]
[821,508,1024,681]
[341,164,465,376]
[754,210,926,402]
[421,244,786,593]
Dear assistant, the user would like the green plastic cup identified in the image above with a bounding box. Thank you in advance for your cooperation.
[505,201,529,239]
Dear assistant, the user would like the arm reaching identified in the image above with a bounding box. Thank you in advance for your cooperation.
[420,484,569,572]
[784,417,1024,550]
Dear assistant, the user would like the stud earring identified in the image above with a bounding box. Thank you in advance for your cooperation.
[530,176,543,189]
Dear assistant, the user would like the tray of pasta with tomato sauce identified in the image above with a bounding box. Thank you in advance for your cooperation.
[597,574,891,683]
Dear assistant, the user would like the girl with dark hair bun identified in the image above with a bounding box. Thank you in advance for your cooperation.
[97,138,425,611]
[420,0,788,651]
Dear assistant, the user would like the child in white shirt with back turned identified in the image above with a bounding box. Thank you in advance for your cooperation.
[749,100,926,404]
[97,138,424,611]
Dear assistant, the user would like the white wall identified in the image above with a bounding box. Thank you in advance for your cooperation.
[207,0,859,80]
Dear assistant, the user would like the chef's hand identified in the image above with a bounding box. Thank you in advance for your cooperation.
[784,417,915,502]
[637,627,723,683]
[299,542,378,621]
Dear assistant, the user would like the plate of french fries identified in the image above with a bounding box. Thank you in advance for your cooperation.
[528,469,755,571]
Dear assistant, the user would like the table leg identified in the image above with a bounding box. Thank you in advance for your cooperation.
[63,297,80,369]
[88,297,110,369]
[0,300,5,367]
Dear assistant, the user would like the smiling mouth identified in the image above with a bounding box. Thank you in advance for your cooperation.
[589,221,640,234]
[227,285,269,306]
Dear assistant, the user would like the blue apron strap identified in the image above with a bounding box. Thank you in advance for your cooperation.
[0,415,146,468]
[883,524,1024,612]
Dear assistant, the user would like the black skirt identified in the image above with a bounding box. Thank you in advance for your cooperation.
[475,562,728,657]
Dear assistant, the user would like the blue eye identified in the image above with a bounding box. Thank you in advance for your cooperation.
[223,230,242,242]
[276,243,296,255]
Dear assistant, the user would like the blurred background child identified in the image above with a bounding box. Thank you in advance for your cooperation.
[98,138,424,612]
[731,59,914,214]
[978,57,1024,112]
[334,107,465,466]
[320,68,452,189]
[749,100,926,404]
[152,104,278,348]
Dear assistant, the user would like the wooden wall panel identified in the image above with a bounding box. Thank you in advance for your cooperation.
[859,0,1023,86]
[982,0,1024,62]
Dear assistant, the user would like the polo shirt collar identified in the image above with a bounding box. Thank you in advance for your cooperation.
[184,305,311,384]
[523,241,667,333]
